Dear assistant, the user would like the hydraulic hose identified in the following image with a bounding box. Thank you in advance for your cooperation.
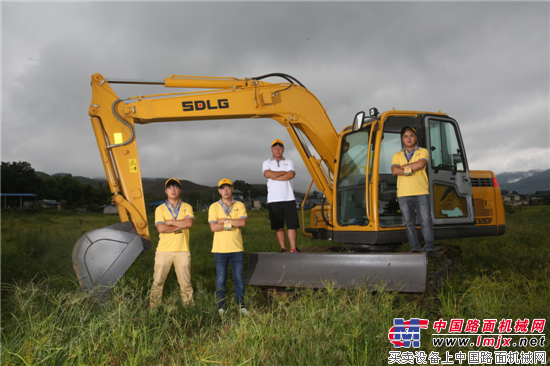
[250,73,306,88]
[320,196,333,228]
[107,98,135,149]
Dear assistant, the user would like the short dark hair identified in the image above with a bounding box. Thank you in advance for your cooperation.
[165,178,181,188]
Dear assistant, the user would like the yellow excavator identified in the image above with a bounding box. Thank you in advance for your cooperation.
[73,73,505,296]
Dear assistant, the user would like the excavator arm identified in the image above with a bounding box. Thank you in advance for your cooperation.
[74,73,341,296]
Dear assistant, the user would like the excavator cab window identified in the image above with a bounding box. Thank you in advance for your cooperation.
[428,120,466,173]
[427,118,473,222]
[336,128,372,226]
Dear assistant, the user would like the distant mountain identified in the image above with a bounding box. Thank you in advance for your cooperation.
[38,171,214,195]
[73,176,108,187]
[82,177,214,196]
[36,171,108,187]
[497,169,550,194]
[42,169,549,197]
[141,178,213,196]
[496,170,544,184]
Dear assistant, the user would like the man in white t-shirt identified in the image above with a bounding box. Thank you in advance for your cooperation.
[262,139,301,253]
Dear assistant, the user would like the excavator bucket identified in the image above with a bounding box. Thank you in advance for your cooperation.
[72,221,151,298]
[244,252,427,293]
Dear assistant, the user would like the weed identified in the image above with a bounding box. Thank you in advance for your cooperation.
[1,207,549,364]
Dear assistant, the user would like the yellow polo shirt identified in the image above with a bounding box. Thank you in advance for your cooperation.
[155,200,194,252]
[208,200,247,253]
[391,147,430,197]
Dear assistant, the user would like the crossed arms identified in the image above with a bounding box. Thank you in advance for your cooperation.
[391,159,427,176]
[156,216,194,233]
[209,218,247,232]
[264,170,295,181]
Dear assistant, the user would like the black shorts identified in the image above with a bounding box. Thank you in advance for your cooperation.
[268,201,300,230]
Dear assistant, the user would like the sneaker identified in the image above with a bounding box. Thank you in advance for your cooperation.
[239,307,249,316]
[280,248,287,253]
[218,308,226,315]
[289,248,301,253]
[426,250,437,259]
[410,249,421,254]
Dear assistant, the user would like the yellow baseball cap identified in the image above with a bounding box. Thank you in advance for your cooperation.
[271,139,284,147]
[165,178,181,188]
[400,126,417,137]
[218,178,233,188]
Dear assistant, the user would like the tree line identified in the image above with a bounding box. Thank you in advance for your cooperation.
[1,162,281,212]
[2,161,323,212]
[1,161,111,211]
[146,179,270,211]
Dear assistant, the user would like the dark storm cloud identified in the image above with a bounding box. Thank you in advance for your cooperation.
[2,2,549,192]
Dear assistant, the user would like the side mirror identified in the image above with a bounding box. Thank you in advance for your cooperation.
[353,111,365,131]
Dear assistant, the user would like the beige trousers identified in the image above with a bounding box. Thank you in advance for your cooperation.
[150,251,193,307]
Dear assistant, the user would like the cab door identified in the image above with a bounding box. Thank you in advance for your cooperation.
[423,116,475,225]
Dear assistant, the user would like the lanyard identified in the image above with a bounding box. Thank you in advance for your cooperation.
[165,200,181,220]
[220,200,233,217]
[404,148,416,163]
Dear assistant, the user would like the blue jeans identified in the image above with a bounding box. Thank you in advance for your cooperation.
[214,252,245,309]
[397,195,435,252]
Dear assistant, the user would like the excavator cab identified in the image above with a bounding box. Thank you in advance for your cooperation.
[324,111,485,249]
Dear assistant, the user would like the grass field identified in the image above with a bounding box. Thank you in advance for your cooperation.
[1,206,549,365]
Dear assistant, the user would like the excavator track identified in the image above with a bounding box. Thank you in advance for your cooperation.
[425,245,463,294]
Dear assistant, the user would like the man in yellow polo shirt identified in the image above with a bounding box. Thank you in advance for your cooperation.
[150,178,195,308]
[208,178,248,315]
[391,127,436,258]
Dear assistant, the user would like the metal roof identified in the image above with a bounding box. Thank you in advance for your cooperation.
[147,200,165,207]
[1,193,38,197]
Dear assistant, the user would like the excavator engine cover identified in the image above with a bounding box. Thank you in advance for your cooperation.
[72,221,150,298]
[244,252,427,293]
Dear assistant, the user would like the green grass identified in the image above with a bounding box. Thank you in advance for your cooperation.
[1,207,549,365]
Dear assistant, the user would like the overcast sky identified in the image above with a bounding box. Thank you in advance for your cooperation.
[2,1,549,193]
